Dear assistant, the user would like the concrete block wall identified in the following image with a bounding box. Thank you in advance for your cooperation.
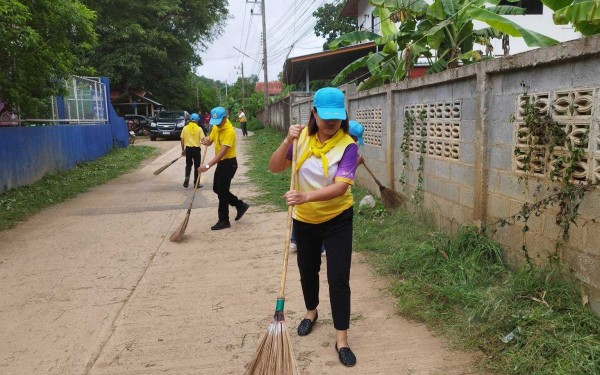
[261,35,600,316]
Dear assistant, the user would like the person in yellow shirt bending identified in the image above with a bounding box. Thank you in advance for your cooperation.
[199,107,250,230]
[180,113,205,188]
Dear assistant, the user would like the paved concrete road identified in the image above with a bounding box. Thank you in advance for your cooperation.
[0,131,482,374]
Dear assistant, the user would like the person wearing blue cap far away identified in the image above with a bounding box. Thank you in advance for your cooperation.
[199,107,249,230]
[348,120,365,166]
[181,113,205,188]
[269,87,358,367]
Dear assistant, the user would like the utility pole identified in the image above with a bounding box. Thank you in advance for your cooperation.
[235,63,245,106]
[249,0,269,124]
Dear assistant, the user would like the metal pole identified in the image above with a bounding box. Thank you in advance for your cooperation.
[73,77,80,124]
[241,63,245,106]
[261,0,269,124]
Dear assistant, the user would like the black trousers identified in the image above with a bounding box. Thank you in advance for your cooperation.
[213,157,242,222]
[294,207,353,330]
[185,146,201,184]
[240,122,248,136]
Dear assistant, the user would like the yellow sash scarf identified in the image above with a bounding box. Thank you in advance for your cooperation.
[296,129,347,178]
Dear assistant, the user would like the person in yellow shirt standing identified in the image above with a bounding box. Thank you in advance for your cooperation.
[181,113,205,188]
[199,107,250,230]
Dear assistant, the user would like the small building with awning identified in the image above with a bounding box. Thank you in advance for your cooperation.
[282,42,378,91]
[110,90,162,118]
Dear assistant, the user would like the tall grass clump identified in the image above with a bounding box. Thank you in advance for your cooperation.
[247,117,264,132]
[246,127,291,210]
[0,145,158,231]
[352,191,600,375]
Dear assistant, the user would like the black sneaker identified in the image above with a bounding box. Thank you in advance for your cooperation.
[211,221,231,230]
[235,202,250,221]
[183,177,189,188]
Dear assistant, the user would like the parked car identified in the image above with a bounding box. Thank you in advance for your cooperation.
[124,114,150,136]
[149,110,189,141]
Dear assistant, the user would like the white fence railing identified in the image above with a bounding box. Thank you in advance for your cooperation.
[2,76,109,126]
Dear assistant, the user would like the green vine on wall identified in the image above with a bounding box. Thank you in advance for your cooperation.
[486,85,597,265]
[414,110,427,206]
[399,111,414,186]
[399,110,427,206]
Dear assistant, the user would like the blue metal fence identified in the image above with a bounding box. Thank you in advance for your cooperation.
[0,77,129,193]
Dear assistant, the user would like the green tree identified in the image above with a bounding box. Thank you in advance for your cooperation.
[81,0,228,109]
[0,0,97,116]
[541,0,600,36]
[330,0,559,91]
[313,2,358,49]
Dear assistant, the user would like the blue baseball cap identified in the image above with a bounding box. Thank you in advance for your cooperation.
[349,120,364,145]
[190,113,200,122]
[209,106,227,125]
[313,87,347,120]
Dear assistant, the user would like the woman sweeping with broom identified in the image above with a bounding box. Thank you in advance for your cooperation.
[269,87,358,367]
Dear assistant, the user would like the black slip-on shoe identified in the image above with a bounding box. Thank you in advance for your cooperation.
[335,343,357,367]
[235,202,250,221]
[211,221,231,230]
[297,312,318,336]
[183,177,189,188]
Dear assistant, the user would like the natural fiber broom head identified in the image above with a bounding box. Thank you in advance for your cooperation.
[169,213,189,242]
[244,320,296,375]
[380,186,405,210]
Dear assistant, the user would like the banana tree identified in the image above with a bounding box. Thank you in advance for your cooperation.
[331,0,559,90]
[541,0,600,36]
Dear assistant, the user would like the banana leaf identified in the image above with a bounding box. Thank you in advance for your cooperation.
[473,27,503,38]
[540,0,574,11]
[328,30,381,50]
[332,55,371,86]
[486,5,527,15]
[357,75,387,91]
[427,59,448,74]
[441,0,461,16]
[466,6,559,47]
[553,0,600,33]
[427,0,447,19]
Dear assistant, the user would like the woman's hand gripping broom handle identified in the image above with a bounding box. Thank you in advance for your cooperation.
[275,138,297,320]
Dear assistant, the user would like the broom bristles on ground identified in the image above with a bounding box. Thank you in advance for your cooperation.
[380,186,406,209]
[244,320,296,375]
[169,210,190,242]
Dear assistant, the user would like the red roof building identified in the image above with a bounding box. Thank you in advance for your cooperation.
[255,81,283,96]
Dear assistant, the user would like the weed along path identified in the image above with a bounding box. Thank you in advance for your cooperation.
[0,132,482,375]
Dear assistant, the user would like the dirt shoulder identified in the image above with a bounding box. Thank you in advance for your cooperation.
[0,133,482,374]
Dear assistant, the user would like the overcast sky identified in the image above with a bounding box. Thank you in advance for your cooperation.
[195,0,331,83]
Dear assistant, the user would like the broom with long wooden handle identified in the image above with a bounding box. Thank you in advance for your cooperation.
[154,156,182,175]
[169,147,208,242]
[244,139,298,375]
[362,161,405,210]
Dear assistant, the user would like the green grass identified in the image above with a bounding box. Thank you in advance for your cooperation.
[351,200,600,374]
[246,126,600,375]
[246,127,291,210]
[0,145,159,231]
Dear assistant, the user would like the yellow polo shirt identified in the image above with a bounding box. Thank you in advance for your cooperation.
[180,122,205,147]
[209,118,236,160]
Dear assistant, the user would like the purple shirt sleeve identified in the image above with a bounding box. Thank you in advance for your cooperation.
[286,142,293,160]
[335,143,358,181]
